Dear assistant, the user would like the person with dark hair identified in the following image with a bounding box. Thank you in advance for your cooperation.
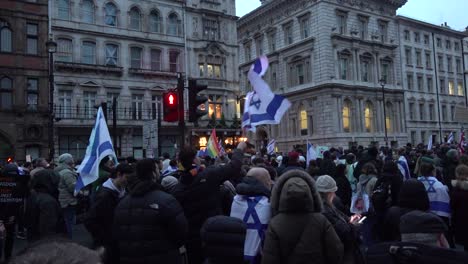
[30,158,49,179]
[173,142,245,264]
[318,151,337,178]
[280,151,304,175]
[334,164,352,211]
[84,163,134,264]
[114,159,187,264]
[451,164,468,251]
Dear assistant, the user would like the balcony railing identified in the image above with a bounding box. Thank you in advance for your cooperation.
[54,105,157,121]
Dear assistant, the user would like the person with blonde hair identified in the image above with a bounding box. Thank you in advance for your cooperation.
[451,164,468,251]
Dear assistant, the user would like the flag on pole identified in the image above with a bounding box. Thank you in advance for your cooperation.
[458,128,465,154]
[206,128,220,158]
[76,107,117,195]
[218,139,226,156]
[427,134,433,150]
[447,132,454,144]
[242,56,291,132]
[306,140,318,166]
[267,139,276,155]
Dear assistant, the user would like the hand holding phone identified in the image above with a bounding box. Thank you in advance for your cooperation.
[358,216,367,224]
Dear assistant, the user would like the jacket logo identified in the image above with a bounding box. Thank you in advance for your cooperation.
[200,178,207,183]
[149,203,159,210]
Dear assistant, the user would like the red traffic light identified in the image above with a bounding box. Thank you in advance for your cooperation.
[168,94,175,105]
[6,157,13,163]
[163,92,179,122]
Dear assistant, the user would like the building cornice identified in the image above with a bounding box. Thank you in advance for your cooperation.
[396,16,467,37]
[186,7,238,20]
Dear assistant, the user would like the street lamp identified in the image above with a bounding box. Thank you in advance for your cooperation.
[379,78,388,148]
[46,39,57,162]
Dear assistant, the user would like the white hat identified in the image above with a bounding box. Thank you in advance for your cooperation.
[316,175,338,193]
[299,155,306,162]
[276,155,283,162]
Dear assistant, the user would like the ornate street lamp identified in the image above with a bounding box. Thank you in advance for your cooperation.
[46,39,57,162]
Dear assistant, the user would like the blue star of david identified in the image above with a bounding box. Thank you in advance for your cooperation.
[250,98,262,110]
[426,179,436,193]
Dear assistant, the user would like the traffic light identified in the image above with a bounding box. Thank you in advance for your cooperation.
[6,157,13,163]
[188,79,208,122]
[163,91,179,122]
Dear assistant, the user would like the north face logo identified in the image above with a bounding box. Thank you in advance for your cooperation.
[149,203,159,210]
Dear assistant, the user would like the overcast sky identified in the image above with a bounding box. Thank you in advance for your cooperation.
[236,0,468,31]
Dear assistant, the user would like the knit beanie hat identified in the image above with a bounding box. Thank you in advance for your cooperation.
[161,176,178,190]
[58,153,73,164]
[400,210,447,234]
[316,175,338,193]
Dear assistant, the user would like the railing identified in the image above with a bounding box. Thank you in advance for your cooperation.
[54,105,157,121]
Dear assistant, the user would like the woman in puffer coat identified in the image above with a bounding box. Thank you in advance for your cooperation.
[261,170,344,264]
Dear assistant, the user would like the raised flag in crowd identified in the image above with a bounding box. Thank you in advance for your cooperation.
[459,128,465,154]
[427,134,433,150]
[218,139,226,156]
[447,132,454,144]
[306,140,318,166]
[267,139,276,155]
[242,56,291,132]
[206,128,220,158]
[397,155,411,181]
[76,107,118,194]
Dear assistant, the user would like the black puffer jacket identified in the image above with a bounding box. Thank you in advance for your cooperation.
[201,216,247,264]
[114,179,188,264]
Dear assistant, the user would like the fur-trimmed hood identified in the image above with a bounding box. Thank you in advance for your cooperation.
[270,169,322,217]
[452,179,468,191]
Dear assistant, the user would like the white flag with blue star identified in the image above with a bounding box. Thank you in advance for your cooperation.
[242,56,291,132]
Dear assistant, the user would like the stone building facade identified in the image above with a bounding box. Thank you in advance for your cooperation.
[0,0,50,162]
[397,16,467,145]
[238,0,408,151]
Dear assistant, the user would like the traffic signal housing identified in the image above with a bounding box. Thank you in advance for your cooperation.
[188,79,208,122]
[163,91,179,122]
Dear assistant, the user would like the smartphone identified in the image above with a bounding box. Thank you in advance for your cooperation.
[358,216,367,224]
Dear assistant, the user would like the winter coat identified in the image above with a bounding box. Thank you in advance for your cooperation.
[382,206,413,241]
[334,174,352,210]
[231,177,271,263]
[450,179,468,247]
[319,159,337,178]
[201,216,247,264]
[262,170,344,264]
[374,171,402,208]
[114,179,187,264]
[25,169,65,242]
[321,202,362,264]
[55,164,77,208]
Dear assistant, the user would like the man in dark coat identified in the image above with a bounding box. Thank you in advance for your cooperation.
[114,159,188,264]
[172,143,245,264]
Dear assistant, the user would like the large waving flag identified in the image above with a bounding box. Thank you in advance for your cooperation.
[267,139,276,155]
[242,56,291,132]
[306,140,318,166]
[76,107,117,194]
[206,128,220,158]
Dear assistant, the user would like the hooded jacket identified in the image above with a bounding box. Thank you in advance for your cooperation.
[262,170,343,264]
[55,163,77,208]
[450,179,468,246]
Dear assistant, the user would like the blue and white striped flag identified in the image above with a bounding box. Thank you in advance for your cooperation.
[242,56,291,132]
[267,139,276,155]
[306,140,318,166]
[75,107,117,194]
[447,132,454,144]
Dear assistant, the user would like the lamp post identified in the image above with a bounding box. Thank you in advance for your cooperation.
[379,78,388,148]
[46,39,57,162]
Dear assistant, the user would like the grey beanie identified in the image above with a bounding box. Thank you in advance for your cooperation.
[161,176,178,190]
[316,175,338,193]
[58,153,74,164]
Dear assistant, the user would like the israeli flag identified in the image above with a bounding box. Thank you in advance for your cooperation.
[267,139,276,155]
[447,132,454,144]
[306,141,318,166]
[75,107,117,194]
[242,56,291,132]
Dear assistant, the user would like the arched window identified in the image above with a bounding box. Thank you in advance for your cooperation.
[129,7,141,30]
[342,100,351,133]
[149,10,161,33]
[58,0,70,20]
[386,102,393,133]
[365,101,374,133]
[82,0,95,24]
[338,49,352,80]
[300,106,308,136]
[104,2,117,26]
[360,53,373,82]
[0,21,12,52]
[167,13,180,36]
[0,77,13,110]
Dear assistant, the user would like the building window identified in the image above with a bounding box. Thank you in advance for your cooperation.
[0,77,12,110]
[268,31,276,52]
[132,94,143,120]
[365,102,373,133]
[405,48,412,65]
[456,58,462,73]
[300,108,308,135]
[449,81,455,95]
[360,53,372,82]
[300,17,309,39]
[130,47,142,68]
[199,63,204,77]
[82,0,95,24]
[336,12,347,35]
[26,23,38,55]
[27,78,38,111]
[427,77,433,92]
[57,90,72,118]
[419,103,425,120]
[83,91,96,119]
[407,74,413,90]
[440,79,445,94]
[404,30,410,41]
[416,51,422,67]
[409,102,415,120]
[255,37,263,56]
[358,16,368,39]
[458,83,464,96]
[58,0,70,20]
[436,38,442,48]
[149,11,161,33]
[105,43,118,66]
[451,105,455,121]
[378,20,388,42]
[438,55,443,71]
[208,95,222,119]
[244,44,251,61]
[424,34,429,45]
[104,2,117,26]
[447,56,453,72]
[441,105,447,121]
[386,102,393,133]
[338,50,351,80]
[455,42,460,51]
[429,104,434,121]
[0,21,12,52]
[169,51,179,72]
[167,13,181,36]
[425,52,431,68]
[288,58,310,86]
[129,7,141,30]
[207,64,221,78]
[150,49,161,71]
[81,41,95,64]
[57,38,72,62]
[284,24,293,45]
[446,40,451,50]
[417,76,423,91]
[414,32,420,43]
[203,19,218,40]
[411,131,416,144]
[342,100,351,133]
[380,58,392,84]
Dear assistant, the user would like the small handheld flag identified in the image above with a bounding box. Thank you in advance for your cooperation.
[206,128,220,158]
[267,139,276,155]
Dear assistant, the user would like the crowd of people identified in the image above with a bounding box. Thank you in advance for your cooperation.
[1,141,468,264]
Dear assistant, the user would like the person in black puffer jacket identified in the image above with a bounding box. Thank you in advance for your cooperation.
[201,216,247,264]
[114,159,188,264]
[173,143,245,264]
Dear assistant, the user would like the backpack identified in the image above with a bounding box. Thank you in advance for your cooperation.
[372,180,392,213]
[350,179,371,214]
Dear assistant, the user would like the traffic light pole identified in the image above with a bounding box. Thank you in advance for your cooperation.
[177,73,185,148]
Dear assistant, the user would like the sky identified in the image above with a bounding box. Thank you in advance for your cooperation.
[235,0,468,31]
